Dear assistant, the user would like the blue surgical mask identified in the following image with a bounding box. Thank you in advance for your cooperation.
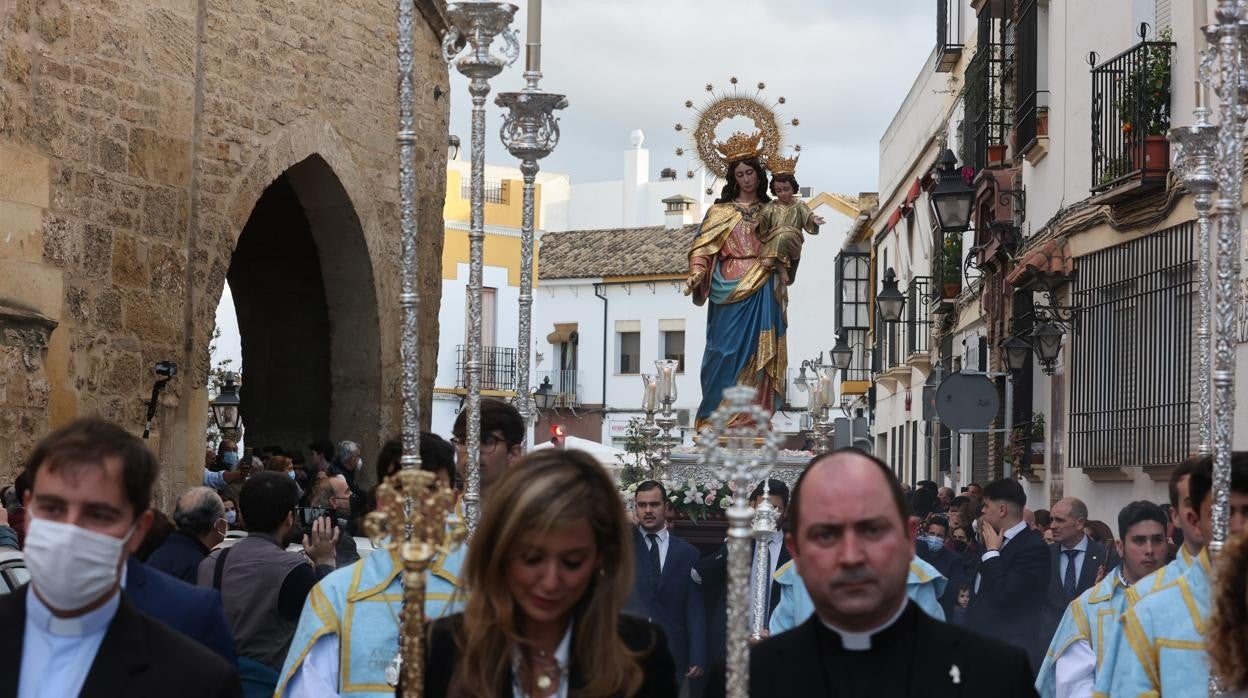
[222,452,239,467]
[919,535,945,553]
[288,470,297,480]
[225,510,237,525]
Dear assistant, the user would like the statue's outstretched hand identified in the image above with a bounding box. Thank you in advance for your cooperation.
[813,214,826,226]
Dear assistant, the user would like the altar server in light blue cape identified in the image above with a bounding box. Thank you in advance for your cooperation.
[1034,501,1168,697]
[1087,459,1205,695]
[768,554,947,634]
[1103,453,1248,698]
[277,433,469,697]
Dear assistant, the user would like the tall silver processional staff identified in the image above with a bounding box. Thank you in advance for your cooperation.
[443,1,520,536]
[497,0,567,445]
[1169,4,1245,695]
[700,385,779,698]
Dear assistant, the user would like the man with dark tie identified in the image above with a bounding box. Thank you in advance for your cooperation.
[704,449,1036,697]
[625,480,706,686]
[1040,497,1107,644]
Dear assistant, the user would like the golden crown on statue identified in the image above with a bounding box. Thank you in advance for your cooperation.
[769,152,799,176]
[714,131,765,164]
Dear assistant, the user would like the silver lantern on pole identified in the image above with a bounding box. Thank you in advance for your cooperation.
[497,0,567,450]
[749,481,779,641]
[443,0,520,536]
[699,385,779,698]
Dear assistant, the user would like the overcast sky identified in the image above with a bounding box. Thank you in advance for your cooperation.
[214,2,934,377]
[451,0,934,195]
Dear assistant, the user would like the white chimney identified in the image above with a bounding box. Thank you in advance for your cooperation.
[663,194,696,230]
[623,130,649,227]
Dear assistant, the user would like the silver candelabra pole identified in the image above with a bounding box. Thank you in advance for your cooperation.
[749,480,779,641]
[1170,100,1217,456]
[700,385,779,698]
[443,0,520,537]
[653,359,680,481]
[497,6,567,451]
[1190,5,1248,695]
[395,0,424,476]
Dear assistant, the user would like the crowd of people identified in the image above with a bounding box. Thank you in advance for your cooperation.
[1,398,1247,697]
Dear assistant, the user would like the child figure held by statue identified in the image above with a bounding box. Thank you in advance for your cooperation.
[757,155,823,285]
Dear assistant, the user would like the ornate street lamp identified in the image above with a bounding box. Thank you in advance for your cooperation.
[830,335,853,371]
[1002,334,1032,373]
[877,267,906,323]
[533,376,556,411]
[929,148,974,233]
[1031,322,1065,375]
[448,134,461,160]
[210,372,242,432]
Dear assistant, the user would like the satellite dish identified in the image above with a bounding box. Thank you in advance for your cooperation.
[935,372,999,431]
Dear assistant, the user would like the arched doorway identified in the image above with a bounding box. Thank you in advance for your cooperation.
[224,155,382,464]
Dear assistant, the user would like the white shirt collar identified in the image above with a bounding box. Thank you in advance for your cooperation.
[1002,519,1029,544]
[642,527,669,543]
[818,596,908,651]
[1062,535,1088,554]
[26,585,119,638]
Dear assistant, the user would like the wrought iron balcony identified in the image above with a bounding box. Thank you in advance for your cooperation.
[455,345,517,392]
[1090,33,1175,201]
[935,0,963,72]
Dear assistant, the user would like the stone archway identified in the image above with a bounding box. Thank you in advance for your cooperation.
[225,155,382,457]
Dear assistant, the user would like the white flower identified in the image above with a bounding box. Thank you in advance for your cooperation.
[718,496,732,509]
[683,489,699,504]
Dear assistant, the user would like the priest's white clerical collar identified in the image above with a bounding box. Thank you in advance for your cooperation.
[26,584,120,638]
[818,597,908,651]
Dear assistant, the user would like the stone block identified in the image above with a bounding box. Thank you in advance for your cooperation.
[0,259,64,320]
[0,201,45,263]
[148,243,185,295]
[103,350,142,395]
[0,143,50,208]
[96,289,121,331]
[146,8,195,77]
[111,232,147,287]
[128,128,191,188]
[120,288,179,345]
[142,185,187,240]
[79,224,113,278]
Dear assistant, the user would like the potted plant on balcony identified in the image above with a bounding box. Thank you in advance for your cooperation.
[1118,30,1172,176]
[941,234,962,299]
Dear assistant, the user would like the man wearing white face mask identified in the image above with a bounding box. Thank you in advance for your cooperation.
[0,418,240,697]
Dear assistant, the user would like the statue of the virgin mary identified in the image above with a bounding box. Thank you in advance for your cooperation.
[685,131,787,429]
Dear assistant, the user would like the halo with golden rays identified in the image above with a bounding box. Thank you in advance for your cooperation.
[676,77,800,179]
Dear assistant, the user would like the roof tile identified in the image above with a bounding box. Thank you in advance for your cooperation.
[538,225,697,279]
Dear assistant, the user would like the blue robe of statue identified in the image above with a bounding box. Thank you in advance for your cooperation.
[1035,569,1131,697]
[768,556,946,635]
[1089,544,1198,697]
[1103,549,1211,697]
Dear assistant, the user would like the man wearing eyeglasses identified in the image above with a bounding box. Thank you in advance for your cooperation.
[449,397,525,497]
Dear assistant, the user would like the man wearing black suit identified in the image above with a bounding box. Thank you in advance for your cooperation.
[1040,497,1107,642]
[625,480,706,683]
[968,477,1051,671]
[705,449,1037,697]
[693,479,790,663]
[0,418,240,697]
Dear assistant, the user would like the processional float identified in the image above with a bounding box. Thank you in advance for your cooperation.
[1159,4,1242,694]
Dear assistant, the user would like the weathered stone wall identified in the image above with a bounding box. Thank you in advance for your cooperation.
[0,0,451,503]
